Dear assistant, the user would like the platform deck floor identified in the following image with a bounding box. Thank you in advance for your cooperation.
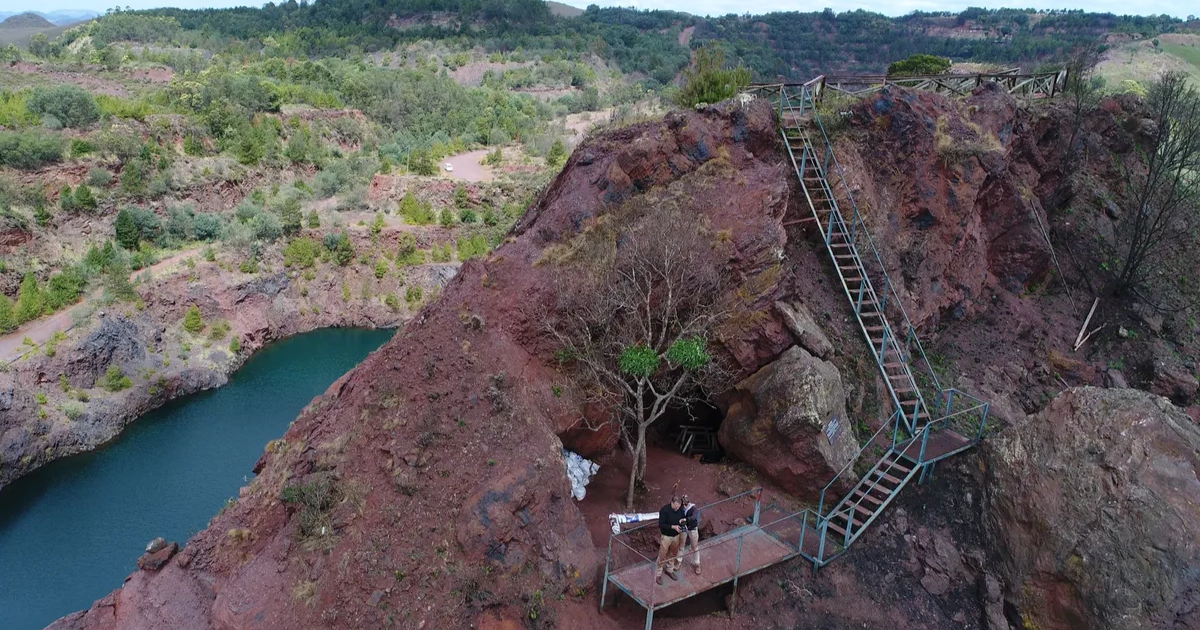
[607,526,797,610]
[897,428,973,462]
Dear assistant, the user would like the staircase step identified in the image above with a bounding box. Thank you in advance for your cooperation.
[852,488,884,506]
[884,362,909,371]
[870,469,903,485]
[884,458,912,475]
[850,501,875,518]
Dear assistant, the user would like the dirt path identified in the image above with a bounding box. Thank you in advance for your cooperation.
[0,247,204,364]
[443,149,494,182]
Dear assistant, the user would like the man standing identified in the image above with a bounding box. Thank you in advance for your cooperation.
[678,495,702,576]
[655,496,685,584]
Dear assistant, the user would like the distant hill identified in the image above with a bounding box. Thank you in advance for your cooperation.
[0,10,98,26]
[546,1,583,18]
[0,12,54,29]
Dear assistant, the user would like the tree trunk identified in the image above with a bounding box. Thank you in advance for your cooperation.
[625,422,648,510]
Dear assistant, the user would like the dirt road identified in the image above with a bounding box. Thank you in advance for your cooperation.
[0,247,204,364]
[443,149,494,182]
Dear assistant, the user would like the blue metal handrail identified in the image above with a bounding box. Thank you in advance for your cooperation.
[816,410,903,520]
[786,82,947,412]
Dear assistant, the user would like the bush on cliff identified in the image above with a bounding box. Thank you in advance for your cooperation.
[183,304,205,334]
[103,365,132,392]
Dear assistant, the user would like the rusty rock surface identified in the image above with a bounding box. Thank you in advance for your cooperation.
[984,387,1200,630]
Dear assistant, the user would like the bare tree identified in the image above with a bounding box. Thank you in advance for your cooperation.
[548,201,730,508]
[1112,72,1200,304]
[1063,40,1104,174]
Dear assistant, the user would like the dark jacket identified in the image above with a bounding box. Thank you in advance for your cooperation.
[682,503,701,530]
[658,504,685,536]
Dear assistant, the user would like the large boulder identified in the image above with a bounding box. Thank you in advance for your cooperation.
[718,345,859,501]
[985,387,1200,630]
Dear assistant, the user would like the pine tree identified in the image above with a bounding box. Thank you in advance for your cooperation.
[59,185,76,212]
[279,196,303,236]
[546,139,567,167]
[115,209,139,250]
[74,185,97,212]
[307,210,320,228]
[372,212,385,236]
[183,304,205,334]
[0,294,16,332]
[14,273,43,324]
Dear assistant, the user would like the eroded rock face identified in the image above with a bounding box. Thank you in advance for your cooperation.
[842,83,1056,328]
[66,315,147,389]
[985,387,1200,630]
[719,345,859,501]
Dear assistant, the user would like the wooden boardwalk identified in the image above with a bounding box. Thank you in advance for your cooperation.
[607,526,797,610]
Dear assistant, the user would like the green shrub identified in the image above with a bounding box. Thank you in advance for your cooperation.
[183,304,205,334]
[14,273,43,324]
[230,336,241,353]
[103,365,133,392]
[86,168,113,188]
[60,185,77,212]
[334,235,355,266]
[115,209,141,249]
[374,258,388,279]
[194,213,222,241]
[405,285,423,304]
[372,212,385,235]
[399,192,435,225]
[440,209,456,227]
[26,85,100,128]
[209,320,231,340]
[45,268,86,312]
[71,139,95,157]
[0,294,16,332]
[74,185,97,212]
[459,208,479,224]
[384,292,400,311]
[887,54,952,77]
[63,401,85,420]
[307,210,320,228]
[456,234,491,260]
[546,139,567,168]
[283,237,318,268]
[454,184,470,208]
[675,42,751,108]
[0,131,64,169]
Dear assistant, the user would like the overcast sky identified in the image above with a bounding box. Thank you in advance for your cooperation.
[18,0,1197,19]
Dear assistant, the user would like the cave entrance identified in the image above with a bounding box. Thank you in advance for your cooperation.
[656,398,724,461]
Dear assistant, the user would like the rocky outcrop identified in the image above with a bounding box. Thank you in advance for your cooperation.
[985,387,1200,630]
[841,83,1057,328]
[66,314,148,389]
[774,300,833,359]
[719,345,859,501]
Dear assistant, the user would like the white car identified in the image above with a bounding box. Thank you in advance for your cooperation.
[444,163,454,172]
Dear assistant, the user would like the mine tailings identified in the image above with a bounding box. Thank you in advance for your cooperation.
[0,327,394,630]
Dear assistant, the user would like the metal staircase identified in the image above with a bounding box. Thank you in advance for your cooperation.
[757,77,992,570]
